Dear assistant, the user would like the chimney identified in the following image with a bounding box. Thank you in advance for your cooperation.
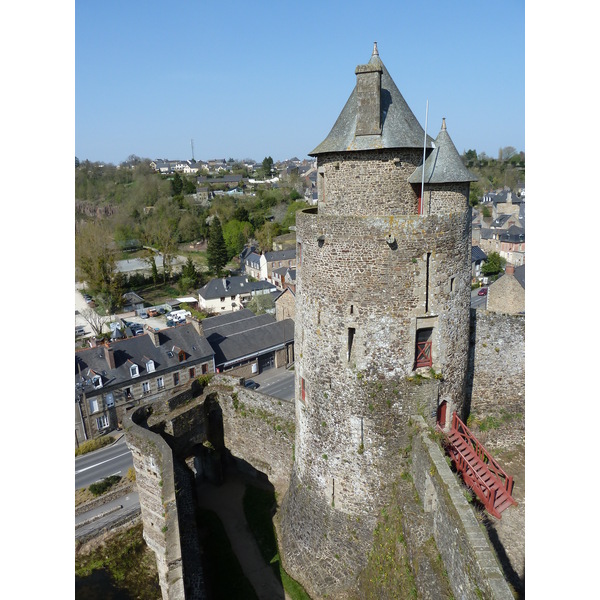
[103,343,116,370]
[355,42,383,136]
[186,315,205,337]
[505,264,515,276]
[88,337,97,348]
[146,325,161,347]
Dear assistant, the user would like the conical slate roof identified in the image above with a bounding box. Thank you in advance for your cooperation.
[408,119,478,184]
[310,43,433,155]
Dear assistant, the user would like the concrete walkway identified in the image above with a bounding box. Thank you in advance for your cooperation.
[195,470,289,600]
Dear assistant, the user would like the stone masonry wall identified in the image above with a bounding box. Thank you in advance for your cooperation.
[279,379,440,599]
[468,311,525,446]
[317,149,423,216]
[214,376,295,495]
[410,416,514,600]
[125,406,185,600]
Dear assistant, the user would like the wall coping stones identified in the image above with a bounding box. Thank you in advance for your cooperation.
[410,416,514,600]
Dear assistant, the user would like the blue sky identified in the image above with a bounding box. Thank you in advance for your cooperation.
[76,0,525,164]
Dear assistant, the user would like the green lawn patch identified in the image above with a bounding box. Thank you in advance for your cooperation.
[75,522,160,599]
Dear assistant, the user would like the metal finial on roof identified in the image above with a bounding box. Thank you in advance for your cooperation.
[442,118,446,130]
[372,41,379,56]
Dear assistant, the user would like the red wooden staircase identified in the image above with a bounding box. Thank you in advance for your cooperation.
[444,412,517,519]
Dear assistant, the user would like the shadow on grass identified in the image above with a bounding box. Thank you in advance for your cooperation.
[196,507,259,600]
[243,485,311,600]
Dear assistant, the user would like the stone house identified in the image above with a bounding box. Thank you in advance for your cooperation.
[498,226,525,266]
[243,251,262,280]
[75,319,215,443]
[197,276,276,313]
[487,264,525,314]
[260,249,296,284]
[275,287,296,322]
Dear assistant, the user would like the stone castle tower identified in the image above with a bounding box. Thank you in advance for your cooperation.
[279,43,477,598]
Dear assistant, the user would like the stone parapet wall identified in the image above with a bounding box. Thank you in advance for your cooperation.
[125,405,185,600]
[410,416,514,600]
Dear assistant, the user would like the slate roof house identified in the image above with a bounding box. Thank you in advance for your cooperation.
[201,308,294,377]
[471,246,488,280]
[260,249,296,284]
[198,276,276,313]
[75,320,215,444]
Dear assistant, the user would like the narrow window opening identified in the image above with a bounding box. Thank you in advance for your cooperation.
[347,327,355,362]
[317,310,320,325]
[301,377,306,404]
[450,276,455,292]
[350,304,354,315]
[332,478,335,507]
[319,172,325,202]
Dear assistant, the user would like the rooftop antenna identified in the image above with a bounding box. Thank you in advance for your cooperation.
[191,138,195,161]
[420,100,429,215]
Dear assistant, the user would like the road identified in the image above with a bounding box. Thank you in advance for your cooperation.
[75,436,133,489]
[471,287,488,309]
[75,490,140,540]
[251,367,295,403]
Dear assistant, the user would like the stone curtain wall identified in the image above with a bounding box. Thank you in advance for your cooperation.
[126,406,185,600]
[468,311,525,444]
[215,376,295,495]
[410,417,514,600]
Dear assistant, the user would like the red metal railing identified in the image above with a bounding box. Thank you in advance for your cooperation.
[450,412,514,497]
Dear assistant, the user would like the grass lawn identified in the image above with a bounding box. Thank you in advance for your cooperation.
[76,523,160,599]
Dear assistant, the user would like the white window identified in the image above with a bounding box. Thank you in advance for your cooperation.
[89,398,99,413]
[96,415,109,430]
[157,376,164,389]
[105,392,114,408]
[142,381,150,395]
[130,363,139,378]
[146,360,155,373]
[92,374,103,389]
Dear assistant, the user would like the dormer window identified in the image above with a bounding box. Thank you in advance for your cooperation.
[89,371,103,389]
[146,359,155,373]
[130,363,140,378]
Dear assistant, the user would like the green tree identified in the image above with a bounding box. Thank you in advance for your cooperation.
[181,256,199,288]
[75,221,124,312]
[481,251,506,276]
[171,172,183,196]
[223,219,253,259]
[261,156,274,178]
[206,217,228,274]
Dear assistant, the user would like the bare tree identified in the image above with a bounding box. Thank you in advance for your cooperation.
[80,308,110,338]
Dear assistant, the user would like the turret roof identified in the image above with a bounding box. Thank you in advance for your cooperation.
[408,119,478,184]
[310,43,433,155]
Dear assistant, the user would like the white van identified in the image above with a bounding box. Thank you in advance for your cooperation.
[167,309,191,323]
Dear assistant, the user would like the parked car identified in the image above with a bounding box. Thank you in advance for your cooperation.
[140,310,149,318]
[478,288,488,296]
[244,380,260,390]
[75,326,85,337]
[147,309,158,317]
